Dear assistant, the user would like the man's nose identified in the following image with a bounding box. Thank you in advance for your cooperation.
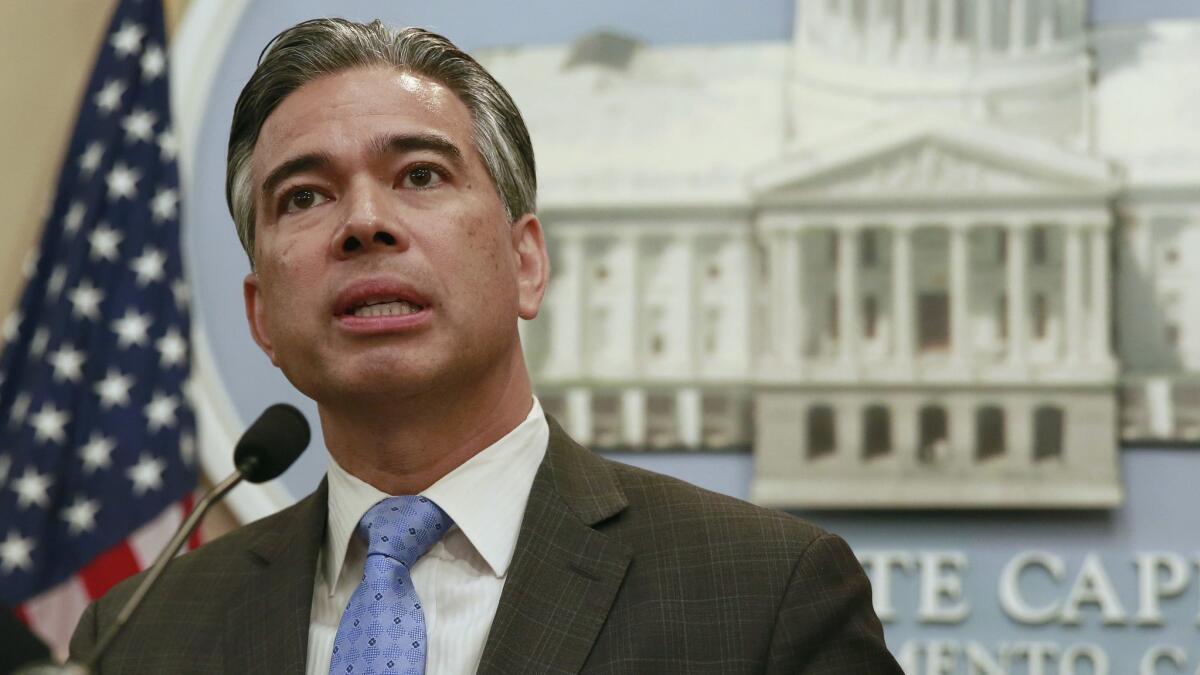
[333,181,409,257]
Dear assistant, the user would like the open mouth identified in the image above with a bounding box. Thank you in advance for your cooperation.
[345,299,425,318]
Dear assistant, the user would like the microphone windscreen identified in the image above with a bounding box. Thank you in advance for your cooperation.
[233,403,310,483]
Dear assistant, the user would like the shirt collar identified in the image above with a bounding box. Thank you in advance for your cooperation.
[323,397,549,594]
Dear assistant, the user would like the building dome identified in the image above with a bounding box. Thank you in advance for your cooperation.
[790,0,1093,149]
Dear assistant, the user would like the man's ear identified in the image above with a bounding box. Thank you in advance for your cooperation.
[243,272,279,365]
[511,213,549,320]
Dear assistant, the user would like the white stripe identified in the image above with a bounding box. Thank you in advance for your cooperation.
[23,575,92,662]
[127,502,184,568]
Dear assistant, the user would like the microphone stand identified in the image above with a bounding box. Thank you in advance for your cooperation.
[17,470,247,675]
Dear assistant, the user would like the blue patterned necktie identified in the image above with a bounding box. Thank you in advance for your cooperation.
[329,496,453,675]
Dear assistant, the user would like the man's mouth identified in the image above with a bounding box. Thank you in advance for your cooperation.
[347,299,424,318]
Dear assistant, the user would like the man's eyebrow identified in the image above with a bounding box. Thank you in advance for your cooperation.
[369,133,465,168]
[260,152,335,198]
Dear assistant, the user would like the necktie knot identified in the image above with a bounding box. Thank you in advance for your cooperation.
[357,495,452,569]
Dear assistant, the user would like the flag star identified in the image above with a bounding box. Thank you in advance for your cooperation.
[80,432,117,472]
[112,309,151,348]
[46,265,68,300]
[106,162,141,201]
[121,108,158,144]
[150,187,179,222]
[110,21,146,58]
[156,328,187,367]
[78,142,105,178]
[21,249,38,281]
[69,279,105,321]
[30,402,69,444]
[131,247,166,286]
[140,43,166,80]
[48,344,86,383]
[180,433,196,466]
[157,128,178,161]
[1,310,20,343]
[89,224,124,262]
[94,79,126,116]
[63,201,86,235]
[127,454,166,496]
[62,496,102,535]
[8,393,30,428]
[29,327,50,358]
[171,279,190,309]
[143,392,179,432]
[11,467,53,509]
[0,530,35,574]
[95,368,134,410]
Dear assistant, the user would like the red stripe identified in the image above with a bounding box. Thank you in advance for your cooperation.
[78,540,141,600]
[13,602,31,625]
[183,492,203,550]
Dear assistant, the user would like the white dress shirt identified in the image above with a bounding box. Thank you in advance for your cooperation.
[306,397,549,675]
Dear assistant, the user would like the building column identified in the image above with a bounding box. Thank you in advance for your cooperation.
[1089,224,1112,362]
[938,0,956,55]
[1063,222,1084,364]
[1037,1,1056,50]
[838,225,860,363]
[950,224,972,363]
[892,226,915,369]
[546,231,585,377]
[566,387,592,445]
[909,0,931,62]
[680,233,700,375]
[1009,0,1027,55]
[771,230,801,368]
[613,233,640,375]
[621,388,646,447]
[677,387,702,449]
[976,0,993,56]
[1007,223,1028,365]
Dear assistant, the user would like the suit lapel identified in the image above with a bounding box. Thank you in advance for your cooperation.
[224,480,328,674]
[477,416,631,675]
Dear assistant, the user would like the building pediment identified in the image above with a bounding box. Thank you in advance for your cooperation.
[750,116,1117,204]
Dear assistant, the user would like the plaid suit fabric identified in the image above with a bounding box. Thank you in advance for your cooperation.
[71,415,899,674]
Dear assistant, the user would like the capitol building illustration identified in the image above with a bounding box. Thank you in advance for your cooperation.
[475,0,1200,508]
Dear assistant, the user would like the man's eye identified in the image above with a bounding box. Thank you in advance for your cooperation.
[283,189,327,213]
[401,166,444,189]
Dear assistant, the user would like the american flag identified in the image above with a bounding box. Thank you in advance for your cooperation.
[0,0,197,657]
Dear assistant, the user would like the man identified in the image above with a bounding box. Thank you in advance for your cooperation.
[71,19,901,674]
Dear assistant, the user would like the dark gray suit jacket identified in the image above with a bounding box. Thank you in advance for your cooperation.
[71,416,900,673]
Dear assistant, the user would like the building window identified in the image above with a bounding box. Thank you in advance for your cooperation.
[862,405,891,459]
[592,393,622,448]
[647,393,678,449]
[975,406,1006,461]
[594,264,608,280]
[918,405,948,463]
[707,263,721,279]
[1033,406,1064,461]
[1166,324,1180,348]
[701,394,734,448]
[996,230,1007,264]
[1033,294,1047,339]
[703,307,720,355]
[807,405,836,459]
[997,294,1008,340]
[1031,226,1048,266]
[829,231,840,269]
[862,229,878,268]
[829,295,839,339]
[863,296,878,339]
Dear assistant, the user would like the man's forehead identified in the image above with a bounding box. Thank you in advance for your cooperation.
[250,67,472,175]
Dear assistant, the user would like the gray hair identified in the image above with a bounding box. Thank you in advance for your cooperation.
[225,19,537,265]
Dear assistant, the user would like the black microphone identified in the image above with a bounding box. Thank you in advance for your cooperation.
[15,404,310,675]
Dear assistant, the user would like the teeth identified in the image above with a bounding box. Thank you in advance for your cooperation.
[351,301,422,318]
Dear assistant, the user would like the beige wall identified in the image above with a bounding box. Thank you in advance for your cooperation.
[0,1,238,537]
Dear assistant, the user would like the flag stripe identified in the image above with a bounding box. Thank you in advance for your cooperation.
[78,540,142,601]
[128,500,183,568]
[22,575,92,660]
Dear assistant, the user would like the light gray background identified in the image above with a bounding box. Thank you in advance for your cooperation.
[187,1,1200,665]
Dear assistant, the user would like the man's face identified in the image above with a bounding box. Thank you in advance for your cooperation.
[243,66,546,407]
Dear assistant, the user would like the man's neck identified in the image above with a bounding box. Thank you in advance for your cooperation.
[318,355,535,496]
